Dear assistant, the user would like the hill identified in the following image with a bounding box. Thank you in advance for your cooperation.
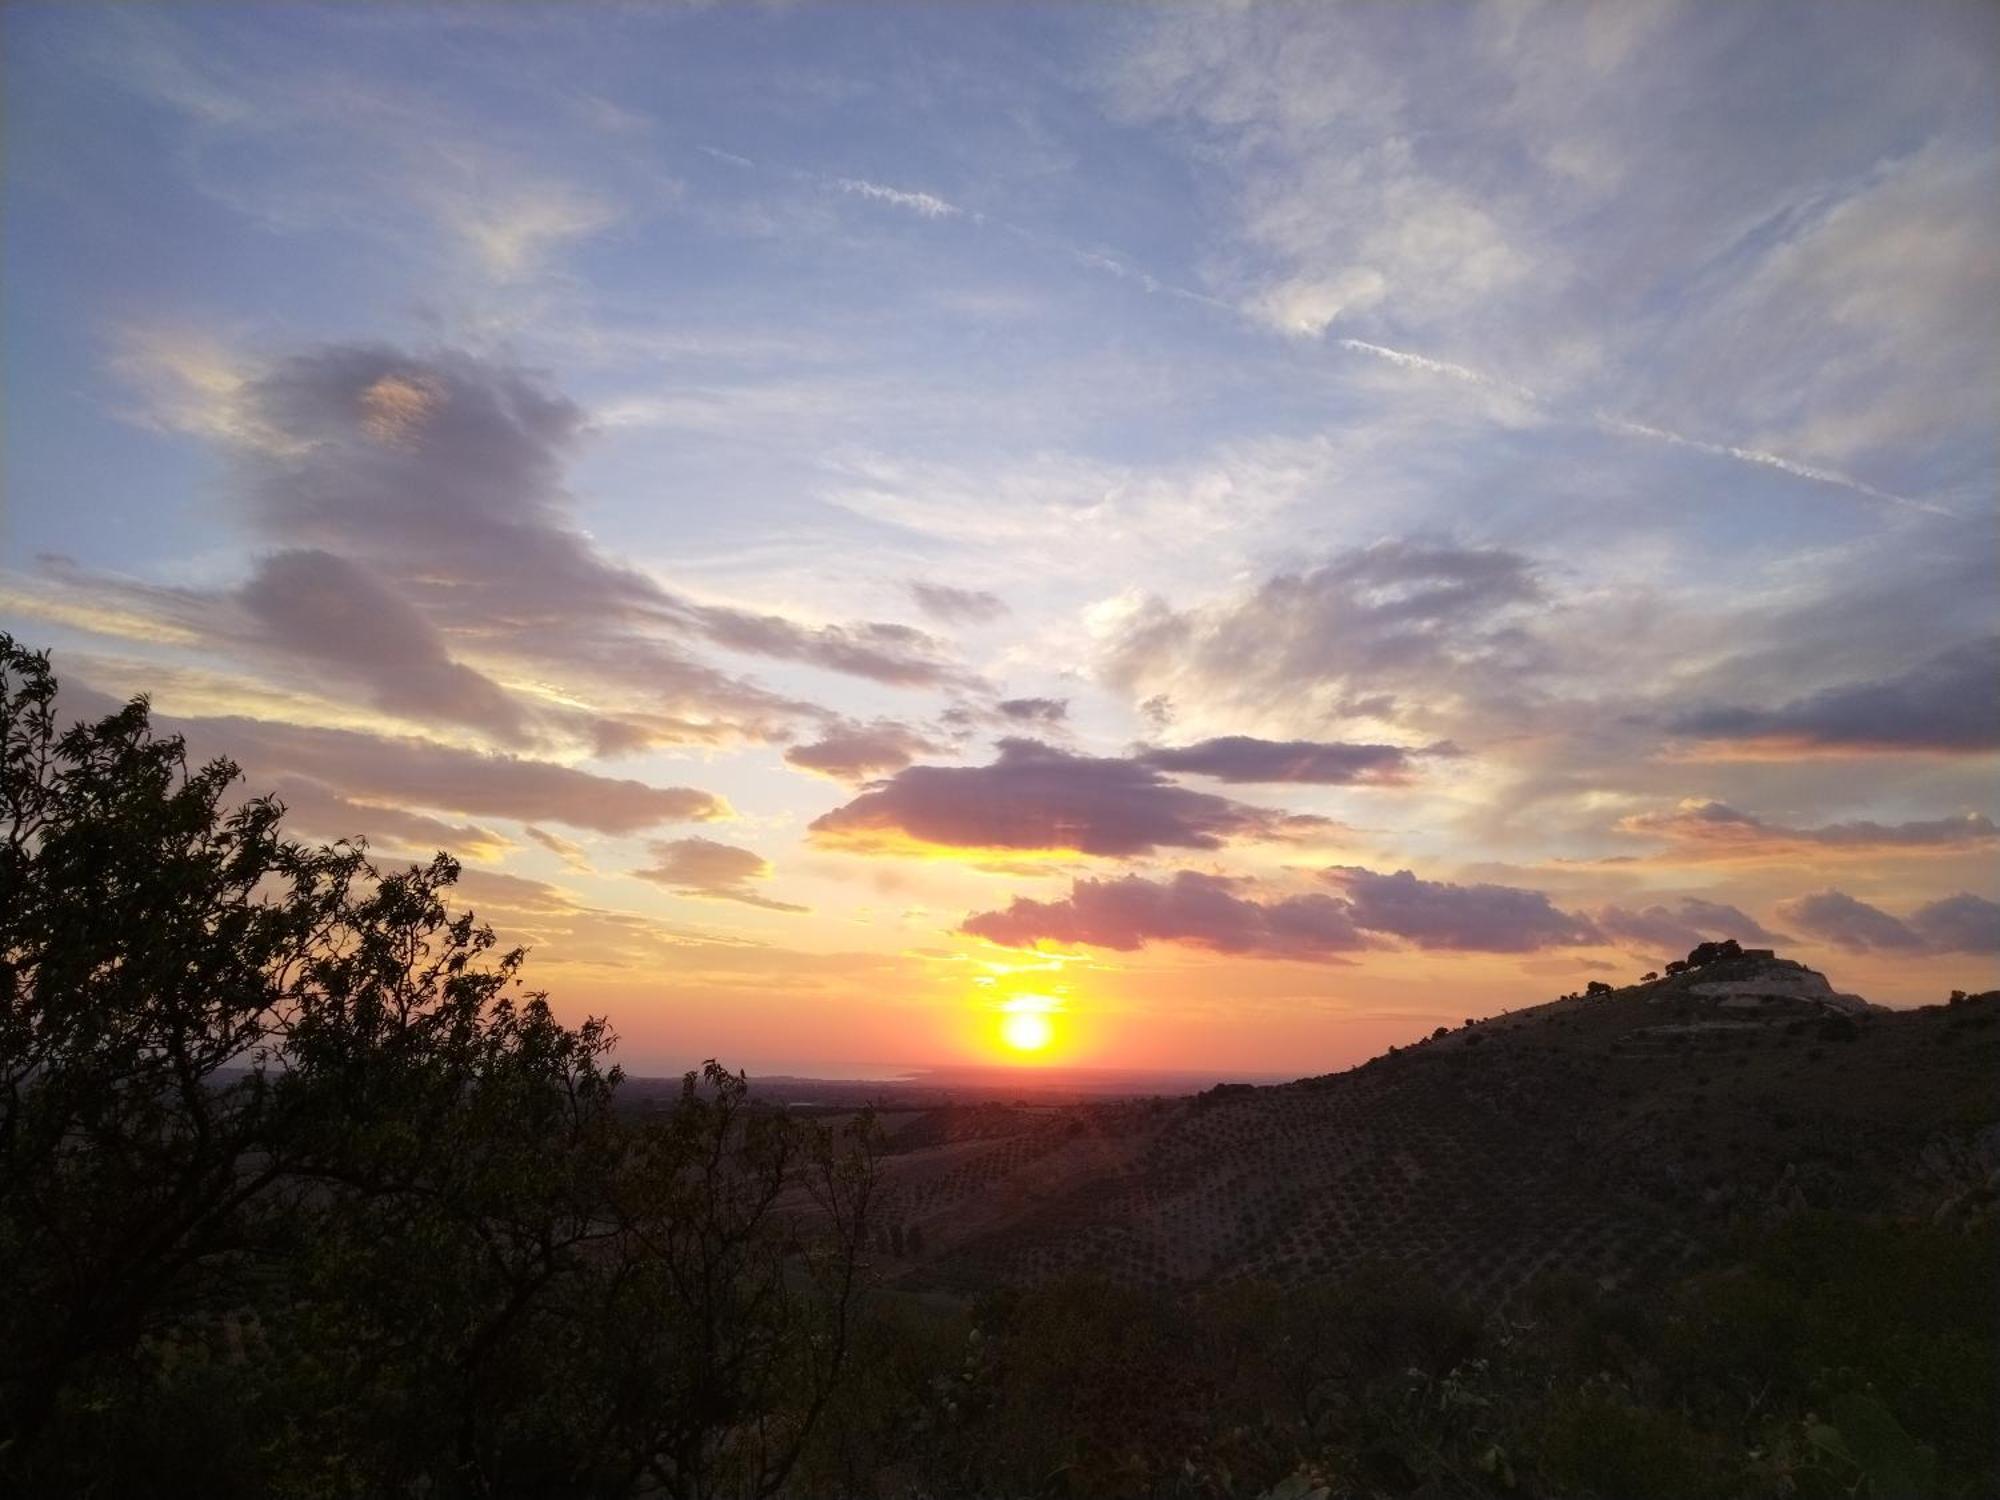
[866,950,1999,1303]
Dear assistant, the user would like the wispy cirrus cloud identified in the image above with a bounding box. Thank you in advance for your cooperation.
[834,176,962,220]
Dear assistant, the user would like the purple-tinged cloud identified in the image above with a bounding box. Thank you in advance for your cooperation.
[631,837,806,912]
[1593,896,1781,956]
[909,582,1008,624]
[997,697,1069,725]
[1672,637,2000,754]
[1908,894,2000,955]
[1619,799,1998,857]
[1776,890,1929,952]
[72,344,973,748]
[1321,866,1601,952]
[1103,541,1549,725]
[170,712,725,834]
[808,738,1330,856]
[1136,735,1426,785]
[240,548,529,742]
[962,871,1369,961]
[784,721,940,782]
[266,774,511,861]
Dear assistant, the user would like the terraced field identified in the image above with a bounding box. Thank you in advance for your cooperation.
[868,959,2000,1306]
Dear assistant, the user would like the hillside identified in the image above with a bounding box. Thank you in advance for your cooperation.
[867,950,2000,1303]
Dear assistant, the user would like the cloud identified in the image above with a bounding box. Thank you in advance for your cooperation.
[1617,799,1999,860]
[1776,890,1928,953]
[631,837,807,912]
[808,738,1330,857]
[962,871,1370,962]
[266,775,512,862]
[965,862,1609,958]
[1671,637,2000,755]
[75,341,974,753]
[834,177,962,219]
[909,582,1009,624]
[1102,540,1548,735]
[1321,866,1601,952]
[1250,269,1388,336]
[168,712,726,834]
[1135,735,1427,785]
[238,548,529,742]
[1908,894,2000,955]
[453,869,758,972]
[783,721,939,783]
[524,825,594,873]
[1593,897,1782,957]
[996,697,1069,726]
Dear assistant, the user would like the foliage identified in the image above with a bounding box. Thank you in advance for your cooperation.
[0,637,875,1497]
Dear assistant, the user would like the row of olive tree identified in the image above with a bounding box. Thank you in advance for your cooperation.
[0,636,874,1497]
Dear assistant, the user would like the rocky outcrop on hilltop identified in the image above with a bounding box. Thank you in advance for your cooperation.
[1644,942,1877,1016]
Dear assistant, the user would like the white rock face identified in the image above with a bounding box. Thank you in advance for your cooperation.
[1688,967,1875,1014]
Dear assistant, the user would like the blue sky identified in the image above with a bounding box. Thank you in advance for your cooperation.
[4,2,1996,1072]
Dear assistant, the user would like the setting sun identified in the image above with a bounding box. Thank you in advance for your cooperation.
[1000,1010,1053,1052]
[996,994,1061,1056]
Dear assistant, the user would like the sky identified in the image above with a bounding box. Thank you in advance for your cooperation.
[3,1,1996,1077]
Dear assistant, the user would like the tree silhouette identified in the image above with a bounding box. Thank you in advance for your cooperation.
[0,636,874,1496]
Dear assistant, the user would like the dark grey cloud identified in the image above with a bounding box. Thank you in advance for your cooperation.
[808,738,1331,856]
[962,871,1369,961]
[783,721,940,783]
[1593,896,1781,956]
[631,837,806,912]
[1321,866,1602,952]
[1776,890,1929,952]
[1672,637,2000,754]
[169,711,725,834]
[996,697,1069,726]
[1136,735,1428,785]
[1618,799,1998,859]
[1103,540,1548,730]
[909,582,1008,624]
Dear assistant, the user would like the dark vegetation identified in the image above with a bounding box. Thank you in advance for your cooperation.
[3,635,1995,1498]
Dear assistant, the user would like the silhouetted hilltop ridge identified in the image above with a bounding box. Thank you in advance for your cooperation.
[863,946,1998,1306]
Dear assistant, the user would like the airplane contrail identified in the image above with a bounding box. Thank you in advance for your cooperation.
[700,143,1953,520]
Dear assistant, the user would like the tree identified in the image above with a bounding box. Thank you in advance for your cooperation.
[1685,939,1742,969]
[1585,981,1614,998]
[0,637,875,1497]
